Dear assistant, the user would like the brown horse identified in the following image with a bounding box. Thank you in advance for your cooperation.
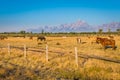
[29,36,33,40]
[96,37,116,50]
[37,36,46,41]
[108,35,114,39]
[0,36,8,40]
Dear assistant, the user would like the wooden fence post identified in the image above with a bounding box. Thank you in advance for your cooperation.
[75,47,78,68]
[46,44,48,62]
[8,43,10,55]
[24,44,27,58]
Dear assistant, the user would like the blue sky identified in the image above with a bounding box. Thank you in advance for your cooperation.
[0,0,120,32]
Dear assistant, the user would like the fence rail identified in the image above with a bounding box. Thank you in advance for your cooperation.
[0,44,120,68]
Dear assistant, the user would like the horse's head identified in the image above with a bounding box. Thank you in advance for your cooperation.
[96,37,102,44]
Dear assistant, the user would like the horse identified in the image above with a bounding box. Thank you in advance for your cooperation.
[108,35,114,39]
[76,37,81,43]
[29,36,33,40]
[0,36,8,40]
[0,36,4,40]
[96,37,116,50]
[37,36,46,41]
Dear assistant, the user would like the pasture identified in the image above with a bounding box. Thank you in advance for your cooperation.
[0,35,120,80]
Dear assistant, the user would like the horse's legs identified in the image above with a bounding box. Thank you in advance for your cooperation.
[44,39,46,41]
[112,45,116,50]
[41,39,42,41]
[104,46,107,50]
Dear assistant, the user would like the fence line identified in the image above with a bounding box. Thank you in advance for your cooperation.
[0,44,120,64]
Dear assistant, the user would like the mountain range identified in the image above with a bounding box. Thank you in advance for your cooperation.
[98,22,120,32]
[27,20,120,33]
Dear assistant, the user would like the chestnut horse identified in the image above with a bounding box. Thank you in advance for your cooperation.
[96,37,116,50]
[29,36,33,40]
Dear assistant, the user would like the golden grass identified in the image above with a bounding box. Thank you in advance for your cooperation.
[0,35,120,79]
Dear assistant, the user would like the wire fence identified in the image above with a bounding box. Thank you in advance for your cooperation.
[0,43,120,69]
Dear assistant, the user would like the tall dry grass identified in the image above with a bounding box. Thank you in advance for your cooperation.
[0,35,120,79]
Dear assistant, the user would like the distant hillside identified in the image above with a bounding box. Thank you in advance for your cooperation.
[27,20,120,33]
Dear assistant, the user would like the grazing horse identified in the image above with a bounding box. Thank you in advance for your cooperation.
[29,36,33,40]
[0,36,4,40]
[76,38,81,43]
[108,35,114,39]
[0,36,8,40]
[96,37,116,50]
[37,36,46,41]
[23,35,26,38]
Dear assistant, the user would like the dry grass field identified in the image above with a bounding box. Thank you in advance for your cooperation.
[0,35,120,80]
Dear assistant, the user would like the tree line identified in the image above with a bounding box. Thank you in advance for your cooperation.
[0,29,120,37]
